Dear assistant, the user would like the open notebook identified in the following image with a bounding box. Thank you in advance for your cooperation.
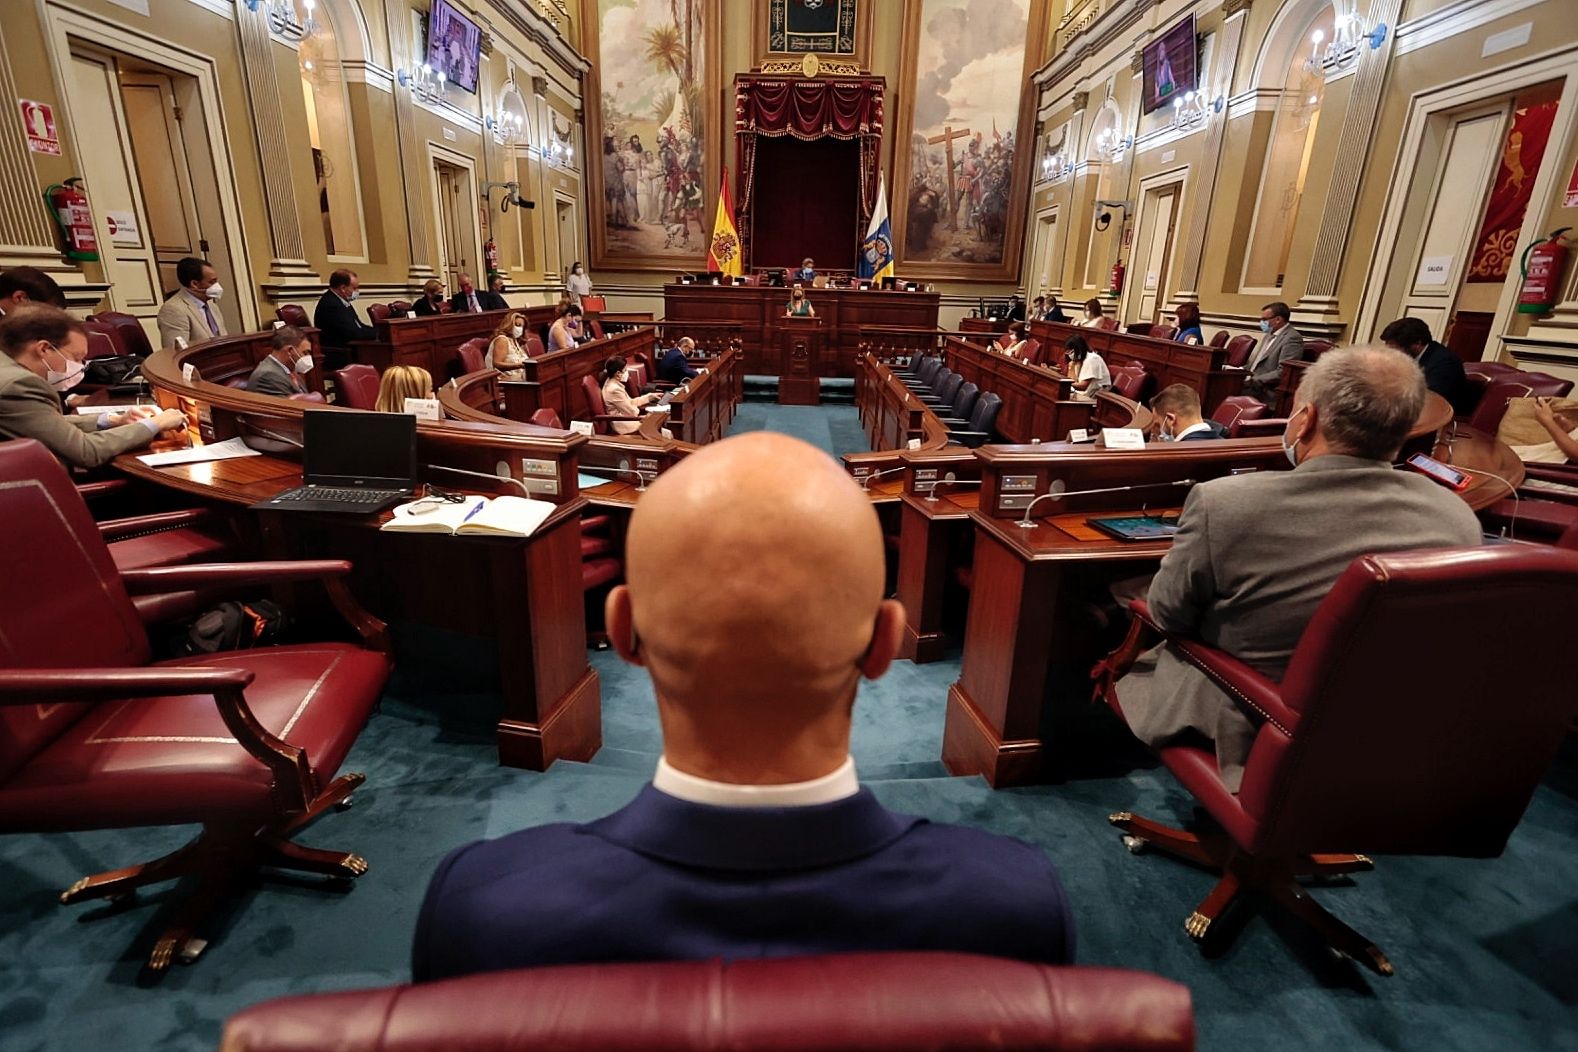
[380,495,555,538]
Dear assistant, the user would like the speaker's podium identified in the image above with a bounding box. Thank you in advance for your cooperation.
[776,316,823,405]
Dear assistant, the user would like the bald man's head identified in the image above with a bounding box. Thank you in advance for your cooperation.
[607,433,904,778]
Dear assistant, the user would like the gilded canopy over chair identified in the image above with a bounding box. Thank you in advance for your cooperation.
[0,439,391,972]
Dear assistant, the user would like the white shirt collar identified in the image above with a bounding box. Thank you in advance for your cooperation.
[653,755,858,808]
[1175,420,1214,440]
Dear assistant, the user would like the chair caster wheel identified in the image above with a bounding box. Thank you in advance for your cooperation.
[1122,835,1148,854]
[335,795,355,811]
[179,938,208,965]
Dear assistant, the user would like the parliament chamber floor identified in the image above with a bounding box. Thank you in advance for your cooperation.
[1,402,1573,1052]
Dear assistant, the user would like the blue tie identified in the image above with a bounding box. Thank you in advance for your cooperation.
[201,301,219,336]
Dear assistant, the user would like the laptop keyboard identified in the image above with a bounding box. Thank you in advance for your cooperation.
[275,486,402,504]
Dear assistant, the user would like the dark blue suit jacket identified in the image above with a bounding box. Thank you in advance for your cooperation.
[1178,420,1228,440]
[312,290,375,350]
[1417,341,1473,415]
[412,785,1075,981]
[658,347,698,384]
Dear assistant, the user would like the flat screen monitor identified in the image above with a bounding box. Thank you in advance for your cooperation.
[302,410,417,490]
[1141,14,1197,115]
[427,0,482,94]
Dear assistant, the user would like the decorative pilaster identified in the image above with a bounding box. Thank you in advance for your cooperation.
[1296,0,1404,322]
[0,36,66,266]
[1172,1,1249,304]
[385,4,438,288]
[236,6,318,284]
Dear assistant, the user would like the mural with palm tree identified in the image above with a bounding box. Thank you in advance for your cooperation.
[593,0,706,261]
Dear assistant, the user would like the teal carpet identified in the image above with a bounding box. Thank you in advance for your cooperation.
[2,405,1575,1050]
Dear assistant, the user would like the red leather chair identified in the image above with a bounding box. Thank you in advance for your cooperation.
[1094,545,1578,975]
[335,364,380,410]
[221,953,1195,1052]
[580,374,639,435]
[1149,325,1177,341]
[1234,416,1288,439]
[1095,316,1120,332]
[102,507,241,573]
[367,303,391,325]
[1127,322,1155,337]
[1223,334,1256,369]
[457,338,487,375]
[387,300,412,318]
[524,334,546,359]
[1210,395,1268,437]
[1019,337,1043,365]
[1209,330,1229,349]
[1467,373,1575,433]
[588,319,606,340]
[89,310,155,358]
[1303,338,1336,359]
[1112,364,1149,402]
[276,304,310,328]
[0,439,391,973]
[80,322,121,361]
[528,408,562,429]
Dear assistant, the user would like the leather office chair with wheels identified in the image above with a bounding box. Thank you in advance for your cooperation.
[0,439,392,973]
[938,381,980,428]
[1235,416,1288,439]
[1209,330,1229,349]
[456,339,487,375]
[1092,545,1578,975]
[580,374,641,435]
[89,310,155,358]
[1149,325,1178,341]
[946,393,1003,449]
[1210,395,1267,437]
[367,304,391,326]
[1223,335,1256,369]
[918,371,964,411]
[387,301,412,318]
[334,364,380,410]
[276,305,310,329]
[221,953,1195,1052]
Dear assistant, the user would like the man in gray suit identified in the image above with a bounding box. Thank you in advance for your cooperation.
[155,256,227,349]
[246,326,314,397]
[0,305,185,469]
[1242,300,1303,406]
[1115,345,1481,790]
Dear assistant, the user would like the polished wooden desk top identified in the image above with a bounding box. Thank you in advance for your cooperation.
[1434,421,1525,508]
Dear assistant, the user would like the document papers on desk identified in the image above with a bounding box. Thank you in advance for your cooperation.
[380,494,554,538]
[137,436,261,467]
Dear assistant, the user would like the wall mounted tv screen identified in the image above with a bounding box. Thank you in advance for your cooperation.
[1141,14,1198,115]
[427,0,481,95]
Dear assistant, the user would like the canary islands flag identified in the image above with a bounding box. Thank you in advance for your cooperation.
[707,168,742,277]
[858,171,895,282]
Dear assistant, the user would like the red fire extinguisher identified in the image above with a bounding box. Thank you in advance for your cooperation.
[1110,260,1126,295]
[45,178,99,263]
[483,238,499,275]
[1518,228,1571,315]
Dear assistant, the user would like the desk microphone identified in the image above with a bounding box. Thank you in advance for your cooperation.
[426,462,531,497]
[923,471,983,503]
[241,424,303,449]
[858,466,907,490]
[578,463,655,491]
[1016,478,1195,528]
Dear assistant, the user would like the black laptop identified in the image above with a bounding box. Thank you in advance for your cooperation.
[253,410,417,514]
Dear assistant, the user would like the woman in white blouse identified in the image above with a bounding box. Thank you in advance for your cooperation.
[566,262,593,306]
[487,312,528,379]
[1063,335,1110,397]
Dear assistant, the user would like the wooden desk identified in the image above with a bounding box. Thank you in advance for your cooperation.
[1029,319,1244,411]
[894,448,980,662]
[124,335,603,772]
[663,284,940,377]
[1433,421,1525,509]
[665,347,742,444]
[845,354,951,491]
[944,440,1294,787]
[496,327,658,427]
[351,307,558,384]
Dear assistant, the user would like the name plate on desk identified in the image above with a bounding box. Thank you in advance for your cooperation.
[1102,428,1147,450]
[404,397,442,421]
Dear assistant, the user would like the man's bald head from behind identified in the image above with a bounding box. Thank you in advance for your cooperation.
[606,433,904,784]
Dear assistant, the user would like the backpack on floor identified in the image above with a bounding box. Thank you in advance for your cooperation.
[181,600,288,655]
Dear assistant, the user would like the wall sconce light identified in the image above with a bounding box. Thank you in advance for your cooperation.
[1040,152,1074,179]
[487,108,524,146]
[1095,127,1133,161]
[398,63,447,105]
[1170,90,1224,130]
[1303,10,1388,79]
[245,0,316,42]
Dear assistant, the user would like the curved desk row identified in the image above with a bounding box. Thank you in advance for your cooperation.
[1028,319,1245,412]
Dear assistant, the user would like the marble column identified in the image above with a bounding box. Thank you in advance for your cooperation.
[1172,0,1250,305]
[236,6,318,284]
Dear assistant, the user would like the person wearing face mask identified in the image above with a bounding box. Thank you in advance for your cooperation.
[1242,300,1304,405]
[0,266,67,316]
[1062,335,1110,397]
[412,279,447,317]
[548,303,584,352]
[1109,346,1480,792]
[0,305,185,468]
[448,273,506,313]
[1148,384,1224,441]
[155,256,227,350]
[599,355,659,434]
[565,261,593,307]
[784,284,815,318]
[314,269,376,370]
[246,326,317,397]
[487,312,529,379]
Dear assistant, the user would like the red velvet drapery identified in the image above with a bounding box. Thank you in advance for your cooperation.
[734,74,884,268]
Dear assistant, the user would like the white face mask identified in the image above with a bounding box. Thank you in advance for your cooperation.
[1282,406,1305,467]
[294,353,315,375]
[1158,416,1176,442]
[511,325,524,339]
[203,281,224,302]
[43,345,86,392]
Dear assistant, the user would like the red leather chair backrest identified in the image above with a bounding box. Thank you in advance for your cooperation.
[1112,364,1148,401]
[1234,416,1287,439]
[335,364,380,410]
[80,322,122,360]
[588,319,606,340]
[276,304,310,328]
[1520,371,1574,398]
[0,440,150,781]
[1095,316,1119,332]
[89,311,154,358]
[1302,339,1336,360]
[581,374,610,434]
[1223,334,1256,369]
[995,332,1014,350]
[1211,395,1268,436]
[1020,338,1043,365]
[1464,361,1520,384]
[368,303,391,325]
[1245,545,1578,859]
[524,335,545,359]
[387,301,412,317]
[529,408,562,429]
[1149,325,1177,341]
[1209,330,1229,348]
[1466,374,1574,433]
[1127,322,1155,337]
[457,339,487,375]
[221,954,1195,1052]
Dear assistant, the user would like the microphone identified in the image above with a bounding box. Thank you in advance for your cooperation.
[578,463,655,491]
[426,462,531,497]
[923,471,983,503]
[857,466,907,491]
[1016,478,1196,528]
[241,424,303,449]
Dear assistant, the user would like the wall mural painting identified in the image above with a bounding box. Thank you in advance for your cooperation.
[901,0,1032,270]
[591,0,708,263]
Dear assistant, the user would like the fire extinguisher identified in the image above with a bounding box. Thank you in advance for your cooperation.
[483,238,499,275]
[1518,227,1571,315]
[1110,260,1126,295]
[45,178,99,263]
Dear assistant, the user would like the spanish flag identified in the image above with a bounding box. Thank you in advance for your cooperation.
[858,171,895,283]
[707,167,742,277]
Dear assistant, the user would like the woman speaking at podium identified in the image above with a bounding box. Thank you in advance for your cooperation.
[784,284,816,318]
